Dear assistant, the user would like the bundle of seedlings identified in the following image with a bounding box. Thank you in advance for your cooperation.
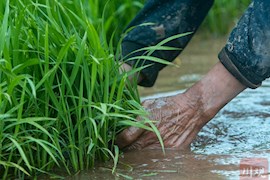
[0,0,162,178]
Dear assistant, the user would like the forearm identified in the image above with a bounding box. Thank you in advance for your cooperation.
[181,62,246,123]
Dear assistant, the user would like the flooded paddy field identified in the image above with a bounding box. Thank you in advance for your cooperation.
[64,36,270,179]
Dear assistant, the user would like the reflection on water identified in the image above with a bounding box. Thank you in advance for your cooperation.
[68,37,270,179]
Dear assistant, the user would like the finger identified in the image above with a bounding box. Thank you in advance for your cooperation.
[125,130,158,151]
[115,126,145,149]
[115,98,161,149]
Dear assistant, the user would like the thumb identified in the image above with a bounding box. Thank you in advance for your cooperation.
[115,126,145,149]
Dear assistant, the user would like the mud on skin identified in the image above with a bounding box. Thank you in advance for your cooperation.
[116,93,209,150]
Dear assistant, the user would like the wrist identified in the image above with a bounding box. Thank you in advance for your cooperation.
[180,62,246,124]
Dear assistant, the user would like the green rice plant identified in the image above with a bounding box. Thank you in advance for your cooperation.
[0,0,164,178]
[85,0,144,46]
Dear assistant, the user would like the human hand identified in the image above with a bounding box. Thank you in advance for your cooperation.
[116,93,208,150]
[119,62,143,83]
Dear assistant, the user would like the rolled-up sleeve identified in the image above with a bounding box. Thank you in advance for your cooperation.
[219,1,270,89]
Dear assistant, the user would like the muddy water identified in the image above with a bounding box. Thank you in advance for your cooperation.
[71,36,270,179]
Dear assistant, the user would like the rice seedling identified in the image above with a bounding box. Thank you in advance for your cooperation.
[0,0,162,178]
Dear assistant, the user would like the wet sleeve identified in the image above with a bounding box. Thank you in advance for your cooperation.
[122,0,214,87]
[219,1,270,89]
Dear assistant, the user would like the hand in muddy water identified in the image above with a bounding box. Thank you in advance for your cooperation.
[116,93,209,151]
